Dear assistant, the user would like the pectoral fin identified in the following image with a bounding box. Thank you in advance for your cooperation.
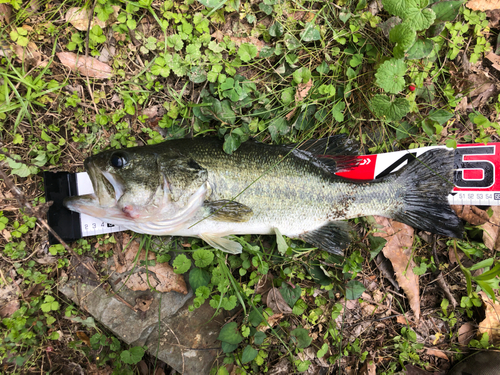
[199,233,242,254]
[299,221,352,256]
[205,200,253,222]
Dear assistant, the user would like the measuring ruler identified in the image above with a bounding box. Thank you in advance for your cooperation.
[44,142,500,243]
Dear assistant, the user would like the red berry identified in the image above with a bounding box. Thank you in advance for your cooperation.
[409,84,416,92]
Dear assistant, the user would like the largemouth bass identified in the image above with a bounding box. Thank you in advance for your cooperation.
[64,136,463,254]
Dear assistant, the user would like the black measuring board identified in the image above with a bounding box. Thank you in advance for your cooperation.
[43,172,82,244]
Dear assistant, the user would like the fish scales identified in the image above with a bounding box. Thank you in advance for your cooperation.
[166,139,401,236]
[64,136,463,255]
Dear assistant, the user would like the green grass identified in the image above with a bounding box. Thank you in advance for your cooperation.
[1,0,500,373]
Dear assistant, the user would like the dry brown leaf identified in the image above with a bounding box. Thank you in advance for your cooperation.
[373,217,420,320]
[230,36,267,55]
[481,206,500,251]
[57,52,113,79]
[467,0,500,11]
[469,71,495,98]
[257,313,284,332]
[358,357,376,375]
[210,31,267,55]
[2,229,11,241]
[13,42,47,68]
[266,287,293,314]
[487,9,500,27]
[284,80,312,120]
[426,348,448,361]
[137,360,149,375]
[295,80,312,102]
[486,52,500,71]
[134,295,153,312]
[65,6,120,31]
[112,234,187,294]
[478,291,500,343]
[375,253,399,290]
[396,315,408,325]
[0,4,12,25]
[452,205,489,225]
[122,262,187,294]
[76,331,91,346]
[0,299,20,318]
[35,255,58,265]
[458,322,475,346]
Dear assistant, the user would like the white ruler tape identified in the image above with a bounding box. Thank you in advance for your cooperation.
[76,172,125,237]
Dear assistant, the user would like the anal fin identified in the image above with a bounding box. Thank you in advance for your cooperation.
[199,233,243,254]
[299,221,352,256]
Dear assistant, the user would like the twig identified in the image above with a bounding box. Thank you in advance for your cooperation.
[431,235,457,308]
[165,324,185,374]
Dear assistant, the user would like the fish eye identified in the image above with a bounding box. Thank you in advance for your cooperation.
[110,153,127,168]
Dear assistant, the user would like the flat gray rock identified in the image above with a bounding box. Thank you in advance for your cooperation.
[60,256,225,374]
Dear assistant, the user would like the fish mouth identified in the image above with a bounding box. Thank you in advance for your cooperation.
[85,159,125,207]
[63,159,126,217]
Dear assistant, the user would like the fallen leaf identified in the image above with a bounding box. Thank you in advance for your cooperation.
[478,291,500,343]
[396,315,408,325]
[268,358,290,374]
[113,234,188,294]
[35,255,58,265]
[13,42,47,68]
[295,80,312,102]
[57,52,113,79]
[358,356,376,375]
[487,9,500,28]
[467,0,500,11]
[257,313,284,332]
[458,322,475,346]
[285,10,306,20]
[481,206,500,251]
[426,348,448,361]
[0,4,12,25]
[486,52,500,71]
[76,331,91,346]
[210,31,267,55]
[373,217,420,320]
[469,71,496,98]
[375,253,399,290]
[0,299,20,318]
[134,295,154,312]
[452,205,489,225]
[137,360,149,375]
[2,229,11,241]
[266,287,293,314]
[0,283,16,303]
[65,6,120,31]
[123,262,187,294]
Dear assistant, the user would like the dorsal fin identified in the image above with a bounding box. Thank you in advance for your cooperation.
[288,135,360,156]
[287,135,361,174]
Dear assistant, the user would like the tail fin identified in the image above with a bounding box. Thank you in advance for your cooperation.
[392,148,463,239]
